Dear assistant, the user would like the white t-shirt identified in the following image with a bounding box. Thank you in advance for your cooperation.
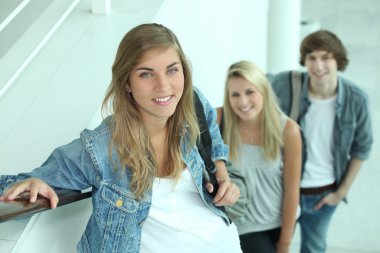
[140,168,242,253]
[302,95,336,188]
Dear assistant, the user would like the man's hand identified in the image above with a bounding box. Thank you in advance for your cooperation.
[314,191,342,210]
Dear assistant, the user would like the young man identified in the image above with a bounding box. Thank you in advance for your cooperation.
[269,30,373,253]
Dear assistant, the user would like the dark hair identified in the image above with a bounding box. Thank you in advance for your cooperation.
[299,30,349,71]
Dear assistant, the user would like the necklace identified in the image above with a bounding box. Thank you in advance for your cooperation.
[238,123,261,145]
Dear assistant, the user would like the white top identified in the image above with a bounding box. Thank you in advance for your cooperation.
[302,95,336,188]
[140,168,242,253]
[236,144,284,234]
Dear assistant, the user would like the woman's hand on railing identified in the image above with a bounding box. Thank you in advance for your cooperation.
[0,178,59,208]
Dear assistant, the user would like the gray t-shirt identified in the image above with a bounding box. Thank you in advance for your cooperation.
[232,115,287,235]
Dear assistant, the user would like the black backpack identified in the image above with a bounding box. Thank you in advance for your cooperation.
[193,91,219,197]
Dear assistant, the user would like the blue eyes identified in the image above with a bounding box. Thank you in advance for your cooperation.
[140,72,153,78]
[139,68,178,78]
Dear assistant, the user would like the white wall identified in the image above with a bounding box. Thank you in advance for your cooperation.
[267,0,301,73]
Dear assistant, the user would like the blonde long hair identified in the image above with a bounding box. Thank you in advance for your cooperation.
[223,61,284,162]
[102,23,199,199]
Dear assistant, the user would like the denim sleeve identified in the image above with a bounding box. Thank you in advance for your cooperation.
[351,94,373,160]
[194,87,229,162]
[0,175,30,195]
[0,138,97,195]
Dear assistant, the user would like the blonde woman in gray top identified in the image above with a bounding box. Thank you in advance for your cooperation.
[218,61,302,253]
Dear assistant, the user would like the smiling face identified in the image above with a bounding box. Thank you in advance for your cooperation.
[305,50,338,88]
[128,47,184,125]
[227,76,263,122]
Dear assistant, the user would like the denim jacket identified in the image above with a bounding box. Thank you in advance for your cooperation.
[269,71,373,187]
[0,88,229,253]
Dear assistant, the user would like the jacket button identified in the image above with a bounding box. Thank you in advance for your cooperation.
[116,199,123,207]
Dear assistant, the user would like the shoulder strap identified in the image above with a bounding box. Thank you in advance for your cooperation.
[216,107,224,136]
[193,91,219,196]
[290,72,307,177]
[290,71,302,122]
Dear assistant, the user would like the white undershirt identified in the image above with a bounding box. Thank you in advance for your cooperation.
[140,168,242,253]
[302,95,337,188]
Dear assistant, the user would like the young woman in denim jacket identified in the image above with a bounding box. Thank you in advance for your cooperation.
[0,23,242,253]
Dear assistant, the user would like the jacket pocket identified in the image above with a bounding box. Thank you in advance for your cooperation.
[95,183,139,236]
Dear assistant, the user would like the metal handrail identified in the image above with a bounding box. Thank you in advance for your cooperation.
[0,188,91,223]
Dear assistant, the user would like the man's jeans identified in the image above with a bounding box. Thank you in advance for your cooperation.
[298,190,338,253]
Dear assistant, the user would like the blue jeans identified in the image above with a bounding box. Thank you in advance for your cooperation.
[298,190,338,253]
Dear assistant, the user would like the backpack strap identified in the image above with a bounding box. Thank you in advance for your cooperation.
[216,107,224,136]
[290,71,307,177]
[193,91,219,196]
[290,71,302,122]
